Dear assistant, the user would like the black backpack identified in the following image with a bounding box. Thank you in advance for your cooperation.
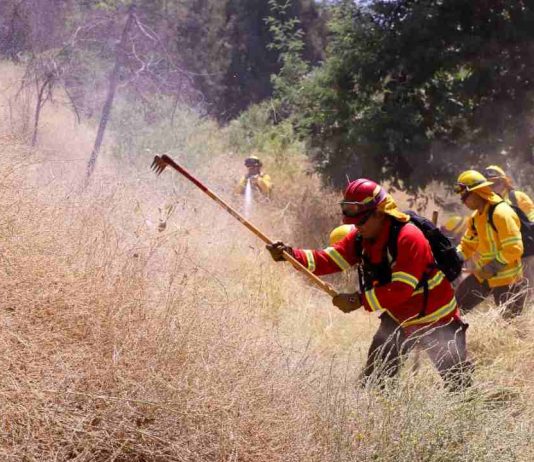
[398,211,464,282]
[355,211,462,285]
[486,200,534,257]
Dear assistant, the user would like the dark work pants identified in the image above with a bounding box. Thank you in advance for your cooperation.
[524,257,534,299]
[361,314,473,391]
[456,274,528,319]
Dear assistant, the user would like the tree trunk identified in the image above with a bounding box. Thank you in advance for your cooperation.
[85,6,135,184]
[31,78,50,147]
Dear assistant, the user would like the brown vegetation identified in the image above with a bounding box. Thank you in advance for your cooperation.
[0,62,533,461]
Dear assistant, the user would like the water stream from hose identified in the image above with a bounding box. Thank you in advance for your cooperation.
[244,178,253,218]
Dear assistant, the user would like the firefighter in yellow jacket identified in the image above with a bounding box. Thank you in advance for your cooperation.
[236,156,273,198]
[329,224,355,246]
[440,215,468,247]
[454,170,527,318]
[484,165,534,221]
[484,165,534,291]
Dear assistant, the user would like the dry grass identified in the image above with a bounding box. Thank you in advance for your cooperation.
[0,62,533,461]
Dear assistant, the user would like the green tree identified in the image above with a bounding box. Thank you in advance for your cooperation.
[266,0,310,117]
[172,0,325,121]
[296,0,534,190]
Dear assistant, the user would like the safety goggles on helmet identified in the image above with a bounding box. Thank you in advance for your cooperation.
[453,182,468,194]
[483,168,504,180]
[453,183,473,202]
[339,199,375,217]
[339,201,376,226]
[244,158,261,167]
[460,190,471,202]
[453,178,488,195]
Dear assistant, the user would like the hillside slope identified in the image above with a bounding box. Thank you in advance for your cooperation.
[0,62,533,462]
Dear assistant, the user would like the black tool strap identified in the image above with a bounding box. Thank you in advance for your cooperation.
[419,273,430,318]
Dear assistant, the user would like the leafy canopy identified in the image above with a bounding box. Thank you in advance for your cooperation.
[294,0,534,190]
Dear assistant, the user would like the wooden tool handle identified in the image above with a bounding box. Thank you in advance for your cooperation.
[156,155,338,297]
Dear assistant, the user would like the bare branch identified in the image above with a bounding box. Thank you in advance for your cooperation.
[63,85,81,124]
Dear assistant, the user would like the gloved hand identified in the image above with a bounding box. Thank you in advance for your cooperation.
[476,268,493,280]
[266,241,293,262]
[477,260,506,280]
[332,292,362,313]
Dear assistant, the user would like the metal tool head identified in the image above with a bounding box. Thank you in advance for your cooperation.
[151,155,168,175]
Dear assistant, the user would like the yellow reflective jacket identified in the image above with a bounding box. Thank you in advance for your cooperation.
[503,189,534,222]
[458,201,523,287]
[236,173,273,197]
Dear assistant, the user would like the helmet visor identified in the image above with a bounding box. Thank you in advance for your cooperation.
[453,183,468,194]
[339,200,374,217]
[484,167,505,179]
[454,178,491,194]
[454,183,473,201]
[245,158,261,167]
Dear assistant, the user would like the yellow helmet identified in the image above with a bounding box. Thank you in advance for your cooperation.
[484,165,507,180]
[442,216,467,235]
[329,224,355,246]
[454,170,493,194]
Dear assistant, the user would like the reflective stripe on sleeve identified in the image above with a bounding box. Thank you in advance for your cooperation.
[402,297,457,327]
[364,288,383,312]
[391,271,419,289]
[413,270,445,295]
[491,264,523,284]
[495,254,508,265]
[501,236,522,247]
[303,250,316,272]
[324,247,351,271]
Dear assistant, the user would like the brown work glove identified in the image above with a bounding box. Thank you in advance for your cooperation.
[266,241,293,262]
[332,292,362,313]
[477,260,506,280]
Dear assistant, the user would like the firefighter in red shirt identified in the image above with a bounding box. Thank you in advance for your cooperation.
[267,179,473,390]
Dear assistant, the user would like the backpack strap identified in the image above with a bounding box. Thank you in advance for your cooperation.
[470,216,477,235]
[356,218,430,317]
[387,219,405,263]
[487,201,505,233]
[419,276,430,318]
[355,220,402,291]
[388,218,430,318]
[508,190,518,208]
[355,235,365,291]
[354,234,363,260]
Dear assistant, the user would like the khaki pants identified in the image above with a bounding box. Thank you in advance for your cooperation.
[456,274,528,319]
[361,314,473,391]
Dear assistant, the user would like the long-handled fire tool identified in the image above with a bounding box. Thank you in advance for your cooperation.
[151,154,339,297]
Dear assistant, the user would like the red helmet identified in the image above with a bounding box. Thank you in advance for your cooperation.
[340,179,387,225]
